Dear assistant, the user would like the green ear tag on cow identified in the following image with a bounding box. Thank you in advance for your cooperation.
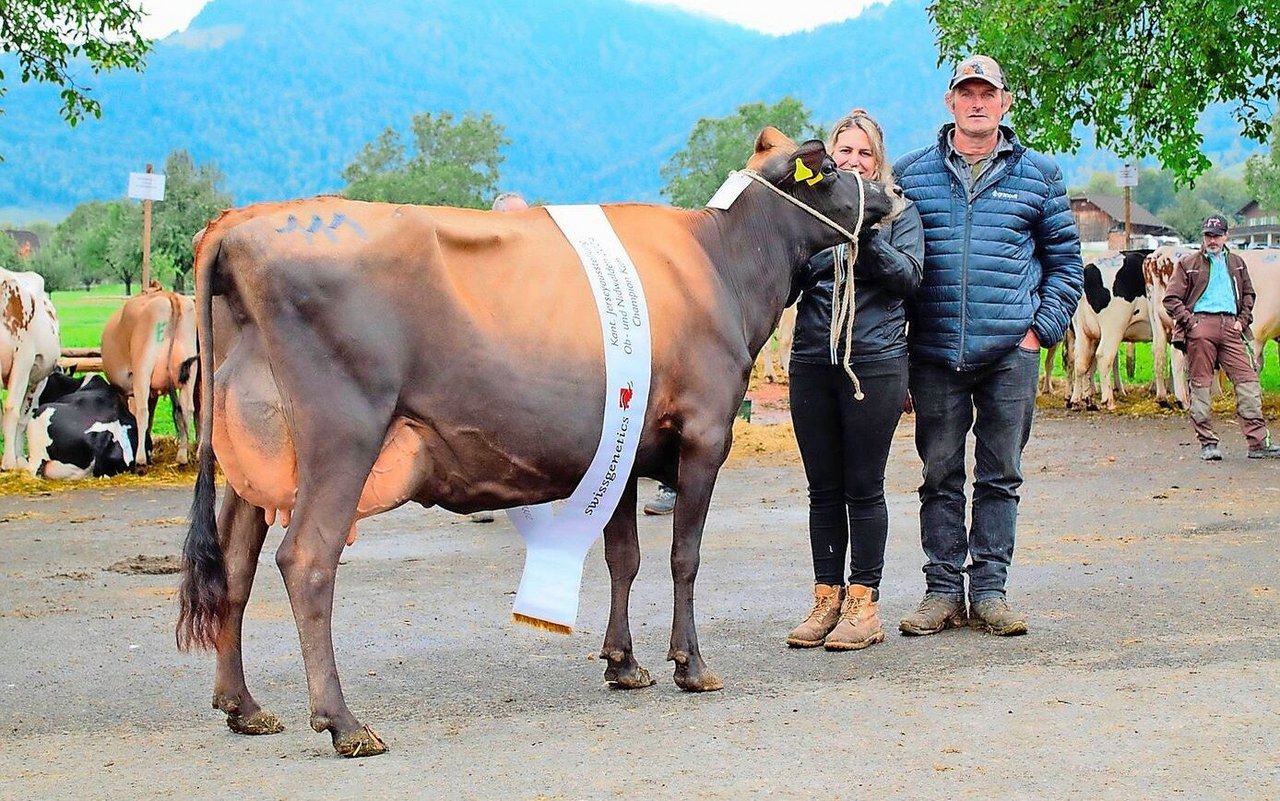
[793,158,815,183]
[805,171,824,186]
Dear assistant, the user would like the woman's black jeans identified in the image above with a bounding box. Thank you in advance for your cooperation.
[788,355,908,589]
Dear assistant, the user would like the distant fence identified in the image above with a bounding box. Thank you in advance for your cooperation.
[59,347,103,374]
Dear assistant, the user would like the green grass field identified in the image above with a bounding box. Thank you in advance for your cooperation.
[1042,337,1280,392]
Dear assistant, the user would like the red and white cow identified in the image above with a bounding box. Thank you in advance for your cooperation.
[101,285,198,466]
[1,268,61,470]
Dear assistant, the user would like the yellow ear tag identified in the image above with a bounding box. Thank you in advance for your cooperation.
[793,158,815,183]
[805,171,824,186]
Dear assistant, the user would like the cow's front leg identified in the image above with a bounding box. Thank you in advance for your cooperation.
[667,443,725,693]
[601,476,654,689]
[212,489,284,736]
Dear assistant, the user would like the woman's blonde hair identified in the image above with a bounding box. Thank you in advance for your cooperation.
[827,108,892,184]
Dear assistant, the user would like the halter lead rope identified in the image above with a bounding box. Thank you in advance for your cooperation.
[741,168,866,400]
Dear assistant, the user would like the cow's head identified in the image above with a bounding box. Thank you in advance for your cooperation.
[748,127,903,245]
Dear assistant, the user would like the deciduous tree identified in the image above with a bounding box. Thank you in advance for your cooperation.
[660,97,820,209]
[342,112,509,208]
[151,150,234,292]
[1245,118,1280,213]
[0,0,151,158]
[930,1,1280,182]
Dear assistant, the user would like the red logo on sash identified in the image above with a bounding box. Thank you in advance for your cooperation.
[619,384,633,410]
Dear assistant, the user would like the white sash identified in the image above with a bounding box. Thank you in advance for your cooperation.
[508,205,652,633]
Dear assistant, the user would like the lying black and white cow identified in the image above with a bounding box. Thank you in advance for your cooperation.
[25,373,138,478]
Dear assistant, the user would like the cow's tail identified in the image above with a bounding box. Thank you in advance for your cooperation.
[165,290,183,385]
[178,356,198,386]
[176,224,227,652]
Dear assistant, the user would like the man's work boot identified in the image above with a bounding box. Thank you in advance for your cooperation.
[968,596,1029,636]
[1200,443,1223,461]
[898,594,966,636]
[1247,444,1280,459]
[785,583,844,648]
[643,484,677,516]
[824,584,884,651]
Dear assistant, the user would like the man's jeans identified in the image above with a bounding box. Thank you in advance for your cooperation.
[909,346,1039,602]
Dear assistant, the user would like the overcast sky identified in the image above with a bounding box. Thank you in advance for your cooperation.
[136,0,890,38]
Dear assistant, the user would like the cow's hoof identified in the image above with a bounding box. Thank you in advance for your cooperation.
[333,724,387,758]
[669,652,724,692]
[673,665,724,692]
[603,655,655,689]
[226,709,285,735]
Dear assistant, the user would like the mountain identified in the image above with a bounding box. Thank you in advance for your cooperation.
[0,0,1259,222]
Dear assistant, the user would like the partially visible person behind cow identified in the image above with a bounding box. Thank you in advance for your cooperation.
[491,191,529,212]
[893,54,1084,637]
[1163,214,1280,461]
[784,108,923,651]
[468,190,534,523]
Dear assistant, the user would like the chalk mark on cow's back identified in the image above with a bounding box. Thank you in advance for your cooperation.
[274,212,367,244]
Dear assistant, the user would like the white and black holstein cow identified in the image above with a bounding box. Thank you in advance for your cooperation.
[1,268,61,470]
[25,373,138,479]
[1067,249,1152,410]
[175,129,903,758]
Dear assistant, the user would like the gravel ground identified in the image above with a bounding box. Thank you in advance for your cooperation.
[0,410,1277,799]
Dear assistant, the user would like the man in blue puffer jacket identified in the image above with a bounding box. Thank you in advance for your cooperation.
[892,55,1083,637]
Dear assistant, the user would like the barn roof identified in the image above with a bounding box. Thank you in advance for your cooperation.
[1070,195,1172,231]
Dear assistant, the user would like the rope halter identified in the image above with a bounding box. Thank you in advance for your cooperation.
[740,167,868,400]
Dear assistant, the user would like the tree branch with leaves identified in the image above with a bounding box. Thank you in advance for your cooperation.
[0,0,151,158]
[930,1,1280,183]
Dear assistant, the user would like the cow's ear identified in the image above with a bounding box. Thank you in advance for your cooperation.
[754,126,795,155]
[789,140,830,187]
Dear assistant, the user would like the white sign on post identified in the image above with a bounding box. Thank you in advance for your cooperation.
[127,172,166,201]
[1116,163,1139,188]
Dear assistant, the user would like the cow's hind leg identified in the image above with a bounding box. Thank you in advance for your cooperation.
[601,476,655,689]
[667,428,727,693]
[211,489,284,735]
[275,409,390,758]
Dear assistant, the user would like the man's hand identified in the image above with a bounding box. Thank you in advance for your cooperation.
[1020,329,1041,351]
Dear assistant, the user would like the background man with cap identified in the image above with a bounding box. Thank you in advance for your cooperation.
[1163,214,1280,461]
[892,55,1084,637]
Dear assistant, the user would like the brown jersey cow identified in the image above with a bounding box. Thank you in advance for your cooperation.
[176,128,903,758]
[101,285,198,466]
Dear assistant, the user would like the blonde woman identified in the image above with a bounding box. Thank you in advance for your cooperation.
[785,109,923,650]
